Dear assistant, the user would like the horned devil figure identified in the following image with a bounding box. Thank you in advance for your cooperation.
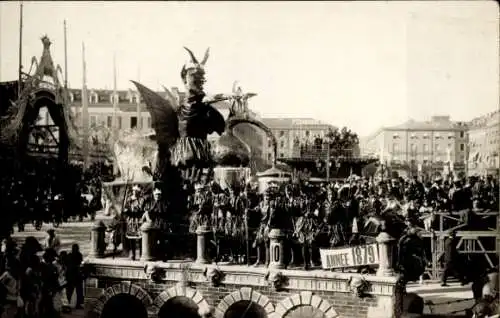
[132,47,225,184]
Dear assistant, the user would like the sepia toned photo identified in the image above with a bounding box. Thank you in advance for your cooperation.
[0,1,498,318]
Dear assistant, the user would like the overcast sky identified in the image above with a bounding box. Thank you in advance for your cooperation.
[0,1,498,136]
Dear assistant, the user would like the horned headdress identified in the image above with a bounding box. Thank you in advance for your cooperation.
[180,47,210,84]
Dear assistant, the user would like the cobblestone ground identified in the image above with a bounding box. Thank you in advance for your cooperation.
[12,217,476,317]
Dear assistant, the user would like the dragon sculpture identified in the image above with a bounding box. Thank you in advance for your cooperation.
[132,47,226,184]
[132,47,277,183]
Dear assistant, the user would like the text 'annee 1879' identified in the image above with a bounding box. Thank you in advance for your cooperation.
[319,244,379,269]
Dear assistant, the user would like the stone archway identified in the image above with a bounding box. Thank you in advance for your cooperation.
[152,284,210,317]
[87,282,153,318]
[214,287,275,318]
[273,292,338,318]
[100,294,148,318]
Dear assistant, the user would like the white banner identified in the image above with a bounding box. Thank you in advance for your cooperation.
[320,243,379,269]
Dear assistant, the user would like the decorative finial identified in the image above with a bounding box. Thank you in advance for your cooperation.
[41,35,52,47]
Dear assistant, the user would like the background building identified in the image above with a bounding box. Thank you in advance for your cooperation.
[57,88,337,172]
[59,88,269,169]
[467,110,500,176]
[361,116,469,178]
[260,118,335,162]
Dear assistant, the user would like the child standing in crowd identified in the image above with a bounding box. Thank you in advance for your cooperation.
[44,229,61,253]
[56,251,71,313]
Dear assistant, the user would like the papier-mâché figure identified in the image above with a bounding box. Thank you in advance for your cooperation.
[132,47,225,182]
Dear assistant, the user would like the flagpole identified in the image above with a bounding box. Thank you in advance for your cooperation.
[18,1,24,98]
[82,42,89,170]
[136,66,141,130]
[112,53,117,135]
[64,20,68,90]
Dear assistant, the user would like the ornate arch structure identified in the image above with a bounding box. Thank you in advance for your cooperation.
[1,36,76,163]
[88,282,153,318]
[16,89,70,162]
[227,117,278,166]
[273,292,338,318]
[214,287,275,318]
[151,284,210,316]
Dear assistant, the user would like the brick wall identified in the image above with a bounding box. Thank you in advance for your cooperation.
[84,259,404,318]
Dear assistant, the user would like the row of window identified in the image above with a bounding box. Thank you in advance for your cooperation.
[89,115,152,129]
[266,153,286,161]
[278,130,323,138]
[70,92,141,104]
[392,143,465,153]
[389,157,466,164]
[392,131,465,139]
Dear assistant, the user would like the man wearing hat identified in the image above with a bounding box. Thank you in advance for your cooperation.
[427,176,445,210]
[142,185,170,260]
[294,204,320,270]
[123,184,145,260]
[253,186,276,266]
[440,230,465,287]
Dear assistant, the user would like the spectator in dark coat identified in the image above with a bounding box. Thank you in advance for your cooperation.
[440,230,465,286]
[65,244,83,309]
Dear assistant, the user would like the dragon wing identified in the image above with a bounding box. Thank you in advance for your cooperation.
[131,81,179,146]
[205,104,226,135]
[161,85,180,108]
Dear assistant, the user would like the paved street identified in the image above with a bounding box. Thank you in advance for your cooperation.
[11,218,476,317]
[11,214,114,256]
[407,282,474,315]
[11,217,112,318]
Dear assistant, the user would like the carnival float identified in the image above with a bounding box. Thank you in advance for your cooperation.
[101,47,282,259]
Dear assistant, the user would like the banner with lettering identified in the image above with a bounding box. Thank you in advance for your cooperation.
[320,244,379,269]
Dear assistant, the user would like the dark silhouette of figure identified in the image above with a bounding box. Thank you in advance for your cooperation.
[440,231,464,286]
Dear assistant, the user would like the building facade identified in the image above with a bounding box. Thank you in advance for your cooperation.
[467,110,500,176]
[261,118,335,163]
[59,88,271,169]
[361,116,469,177]
[58,89,336,168]
[38,88,339,170]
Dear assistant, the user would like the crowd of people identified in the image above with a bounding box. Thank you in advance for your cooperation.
[0,233,84,318]
[112,173,498,270]
[0,150,498,317]
[107,172,499,317]
[0,157,111,237]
